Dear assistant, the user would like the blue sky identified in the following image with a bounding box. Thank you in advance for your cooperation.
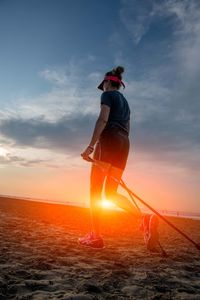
[0,0,200,213]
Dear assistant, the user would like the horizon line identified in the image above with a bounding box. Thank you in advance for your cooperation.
[0,193,200,219]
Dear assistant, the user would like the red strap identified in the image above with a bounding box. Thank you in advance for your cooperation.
[104,76,125,88]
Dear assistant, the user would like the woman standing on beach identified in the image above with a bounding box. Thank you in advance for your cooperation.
[79,66,140,248]
[79,66,158,249]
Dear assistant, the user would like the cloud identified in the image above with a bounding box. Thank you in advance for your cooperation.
[39,59,81,87]
[153,0,200,76]
[0,62,97,168]
[160,0,200,126]
[0,153,53,168]
[120,0,155,44]
[0,59,101,123]
[118,0,200,173]
[0,113,96,154]
[0,22,199,174]
[40,69,68,87]
[0,57,105,168]
[87,71,101,82]
[87,54,96,62]
[124,78,200,172]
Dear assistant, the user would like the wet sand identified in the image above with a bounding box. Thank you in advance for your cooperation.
[0,196,199,299]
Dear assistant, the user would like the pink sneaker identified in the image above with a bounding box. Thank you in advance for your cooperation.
[140,214,159,252]
[140,214,151,244]
[78,232,104,249]
[147,215,159,251]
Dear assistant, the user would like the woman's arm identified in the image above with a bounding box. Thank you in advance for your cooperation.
[89,104,110,147]
[81,104,110,160]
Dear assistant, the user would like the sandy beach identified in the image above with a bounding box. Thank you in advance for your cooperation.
[0,196,199,300]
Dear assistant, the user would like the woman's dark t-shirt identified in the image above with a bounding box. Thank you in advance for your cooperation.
[100,90,130,134]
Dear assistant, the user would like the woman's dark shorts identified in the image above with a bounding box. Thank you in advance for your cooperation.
[93,127,130,170]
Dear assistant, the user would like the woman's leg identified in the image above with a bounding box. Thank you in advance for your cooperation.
[104,166,142,217]
[90,161,108,237]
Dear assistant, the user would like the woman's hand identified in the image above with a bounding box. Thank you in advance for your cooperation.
[81,145,94,162]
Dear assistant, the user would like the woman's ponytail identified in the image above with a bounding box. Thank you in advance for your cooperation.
[112,66,124,79]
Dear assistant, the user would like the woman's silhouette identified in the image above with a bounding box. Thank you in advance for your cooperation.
[79,66,158,250]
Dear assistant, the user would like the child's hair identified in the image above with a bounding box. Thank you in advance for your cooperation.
[106,66,124,89]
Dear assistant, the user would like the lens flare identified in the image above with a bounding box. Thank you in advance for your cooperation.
[101,199,115,210]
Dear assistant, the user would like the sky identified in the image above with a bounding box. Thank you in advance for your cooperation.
[0,0,200,213]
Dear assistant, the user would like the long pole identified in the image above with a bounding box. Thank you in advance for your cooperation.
[120,178,141,213]
[119,179,200,250]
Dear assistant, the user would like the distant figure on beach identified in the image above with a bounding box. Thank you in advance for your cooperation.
[80,66,158,250]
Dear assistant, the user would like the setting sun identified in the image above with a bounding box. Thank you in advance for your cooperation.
[101,199,116,210]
